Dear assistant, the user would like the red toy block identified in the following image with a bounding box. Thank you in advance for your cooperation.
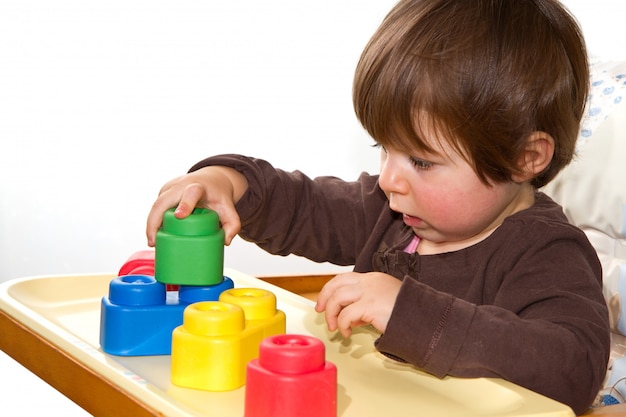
[244,334,337,417]
[118,250,179,291]
[118,250,155,276]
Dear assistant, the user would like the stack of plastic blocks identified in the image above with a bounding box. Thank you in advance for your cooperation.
[99,207,336,415]
[100,208,234,356]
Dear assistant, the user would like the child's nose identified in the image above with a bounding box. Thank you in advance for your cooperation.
[378,157,408,195]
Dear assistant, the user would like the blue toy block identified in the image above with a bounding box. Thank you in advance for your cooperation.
[100,274,234,356]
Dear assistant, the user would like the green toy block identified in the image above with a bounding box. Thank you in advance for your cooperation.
[155,208,224,286]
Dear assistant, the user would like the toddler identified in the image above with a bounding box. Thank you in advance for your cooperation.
[146,0,610,413]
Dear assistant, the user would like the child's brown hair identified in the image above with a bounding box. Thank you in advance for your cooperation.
[353,0,589,188]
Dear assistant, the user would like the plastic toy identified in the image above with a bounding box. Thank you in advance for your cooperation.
[103,209,233,356]
[117,249,177,291]
[117,249,156,277]
[155,207,224,286]
[170,288,286,391]
[219,288,286,339]
[244,334,337,417]
[100,274,234,356]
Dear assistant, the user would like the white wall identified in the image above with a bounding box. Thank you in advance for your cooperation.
[1,0,624,283]
[0,0,394,282]
[563,0,626,61]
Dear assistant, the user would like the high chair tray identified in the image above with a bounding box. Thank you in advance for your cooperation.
[0,269,574,416]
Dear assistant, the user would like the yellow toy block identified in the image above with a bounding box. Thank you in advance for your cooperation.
[170,288,285,392]
[219,288,286,339]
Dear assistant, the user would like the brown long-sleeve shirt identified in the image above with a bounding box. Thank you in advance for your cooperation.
[190,154,610,414]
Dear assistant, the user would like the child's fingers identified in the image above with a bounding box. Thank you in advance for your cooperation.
[145,183,202,246]
[145,194,179,246]
[314,278,335,312]
[146,210,164,247]
[336,304,369,338]
[318,277,362,334]
[173,183,205,218]
[211,202,241,245]
[315,273,352,312]
[320,289,345,332]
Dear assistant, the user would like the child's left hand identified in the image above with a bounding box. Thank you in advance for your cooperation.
[315,272,402,338]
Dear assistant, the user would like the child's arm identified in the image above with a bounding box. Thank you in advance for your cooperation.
[372,228,609,415]
[146,165,248,246]
[174,154,389,267]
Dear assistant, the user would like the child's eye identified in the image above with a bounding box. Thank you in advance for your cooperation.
[371,143,387,153]
[409,157,433,170]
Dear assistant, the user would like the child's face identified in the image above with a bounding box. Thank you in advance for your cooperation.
[377,132,534,252]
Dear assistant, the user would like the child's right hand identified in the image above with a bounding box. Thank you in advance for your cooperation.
[315,271,402,338]
[146,166,248,247]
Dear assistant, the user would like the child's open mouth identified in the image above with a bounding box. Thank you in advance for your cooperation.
[403,213,423,227]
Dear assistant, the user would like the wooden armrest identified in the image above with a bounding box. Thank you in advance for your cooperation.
[256,274,335,301]
[581,404,626,416]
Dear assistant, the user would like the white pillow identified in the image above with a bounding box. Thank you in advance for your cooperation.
[577,59,626,152]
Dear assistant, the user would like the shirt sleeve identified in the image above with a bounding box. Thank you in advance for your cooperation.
[189,154,388,265]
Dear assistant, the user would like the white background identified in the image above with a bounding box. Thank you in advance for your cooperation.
[0,0,624,415]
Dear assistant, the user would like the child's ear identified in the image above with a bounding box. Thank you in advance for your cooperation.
[511,131,555,183]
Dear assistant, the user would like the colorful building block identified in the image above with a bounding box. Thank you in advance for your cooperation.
[219,288,286,339]
[100,274,234,356]
[244,334,337,417]
[170,288,286,391]
[117,249,156,277]
[118,249,177,291]
[155,208,224,286]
